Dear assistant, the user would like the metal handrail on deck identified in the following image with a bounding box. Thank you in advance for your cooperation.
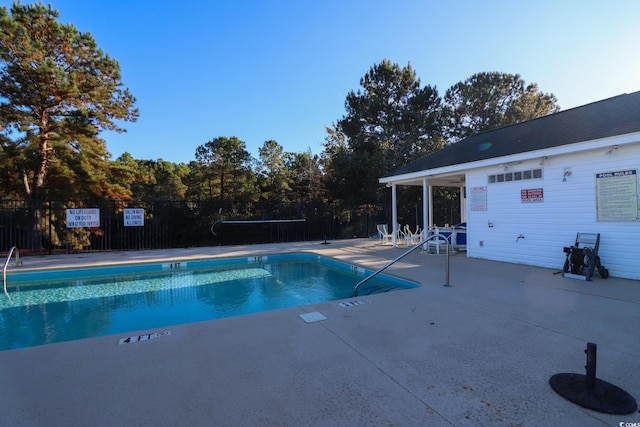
[3,246,20,300]
[353,233,452,297]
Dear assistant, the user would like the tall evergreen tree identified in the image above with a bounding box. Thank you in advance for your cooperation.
[0,3,137,246]
[443,71,559,141]
[327,60,443,205]
[286,149,326,203]
[257,139,292,203]
[115,155,188,200]
[193,136,257,202]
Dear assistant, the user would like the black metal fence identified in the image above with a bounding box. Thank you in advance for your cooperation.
[0,196,461,256]
[0,200,390,256]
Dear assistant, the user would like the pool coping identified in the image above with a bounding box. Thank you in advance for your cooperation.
[1,239,639,426]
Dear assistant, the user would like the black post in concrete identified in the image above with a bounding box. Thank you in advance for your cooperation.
[549,342,637,414]
[585,342,596,390]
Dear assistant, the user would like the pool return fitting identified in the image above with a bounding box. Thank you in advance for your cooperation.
[353,233,452,297]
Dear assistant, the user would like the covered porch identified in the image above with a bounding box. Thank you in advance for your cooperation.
[379,171,467,249]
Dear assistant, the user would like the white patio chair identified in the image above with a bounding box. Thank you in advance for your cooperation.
[403,224,423,246]
[376,224,393,244]
[399,225,411,246]
[426,227,454,254]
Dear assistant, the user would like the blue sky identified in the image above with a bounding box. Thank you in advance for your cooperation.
[28,0,640,164]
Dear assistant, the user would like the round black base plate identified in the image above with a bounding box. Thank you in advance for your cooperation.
[550,373,637,414]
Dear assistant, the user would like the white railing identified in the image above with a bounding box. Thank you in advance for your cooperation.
[353,233,452,296]
[3,246,20,300]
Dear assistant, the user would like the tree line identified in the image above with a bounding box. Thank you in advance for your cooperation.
[1,3,561,211]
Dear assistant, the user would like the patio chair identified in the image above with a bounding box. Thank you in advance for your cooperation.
[404,224,423,246]
[399,225,410,246]
[426,227,454,254]
[376,224,393,244]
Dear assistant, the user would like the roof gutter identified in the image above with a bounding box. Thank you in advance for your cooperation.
[379,131,640,184]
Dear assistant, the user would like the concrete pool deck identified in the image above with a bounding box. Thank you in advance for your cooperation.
[1,239,638,426]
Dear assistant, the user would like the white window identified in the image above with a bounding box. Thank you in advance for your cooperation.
[489,168,542,184]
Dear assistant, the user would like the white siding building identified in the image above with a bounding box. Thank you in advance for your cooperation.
[380,92,640,280]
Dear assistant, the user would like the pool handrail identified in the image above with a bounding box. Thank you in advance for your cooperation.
[3,246,20,300]
[353,233,451,296]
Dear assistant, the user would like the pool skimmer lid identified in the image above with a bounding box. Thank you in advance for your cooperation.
[298,312,326,323]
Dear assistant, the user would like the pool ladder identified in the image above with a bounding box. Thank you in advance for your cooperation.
[352,234,451,297]
[3,246,21,300]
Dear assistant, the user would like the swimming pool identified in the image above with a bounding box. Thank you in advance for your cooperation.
[0,253,417,350]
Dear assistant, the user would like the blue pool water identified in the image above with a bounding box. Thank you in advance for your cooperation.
[0,253,417,350]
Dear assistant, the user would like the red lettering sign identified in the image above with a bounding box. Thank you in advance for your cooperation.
[521,188,544,203]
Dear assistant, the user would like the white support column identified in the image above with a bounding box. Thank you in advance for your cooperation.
[391,183,398,246]
[460,183,467,223]
[428,183,434,228]
[422,178,429,250]
[422,178,428,232]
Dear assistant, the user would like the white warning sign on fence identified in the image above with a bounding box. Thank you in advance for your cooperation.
[124,208,145,226]
[66,208,100,228]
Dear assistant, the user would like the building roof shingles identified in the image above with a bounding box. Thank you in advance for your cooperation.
[386,91,640,177]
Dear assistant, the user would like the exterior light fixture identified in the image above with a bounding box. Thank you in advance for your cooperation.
[605,145,619,156]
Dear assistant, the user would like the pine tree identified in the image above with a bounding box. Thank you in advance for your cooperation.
[0,3,138,248]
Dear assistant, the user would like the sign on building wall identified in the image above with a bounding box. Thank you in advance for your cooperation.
[521,188,544,203]
[596,169,639,222]
[470,186,487,211]
[124,208,145,227]
[66,208,100,228]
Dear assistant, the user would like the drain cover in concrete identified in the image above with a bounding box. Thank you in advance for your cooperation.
[339,299,370,307]
[299,312,327,323]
